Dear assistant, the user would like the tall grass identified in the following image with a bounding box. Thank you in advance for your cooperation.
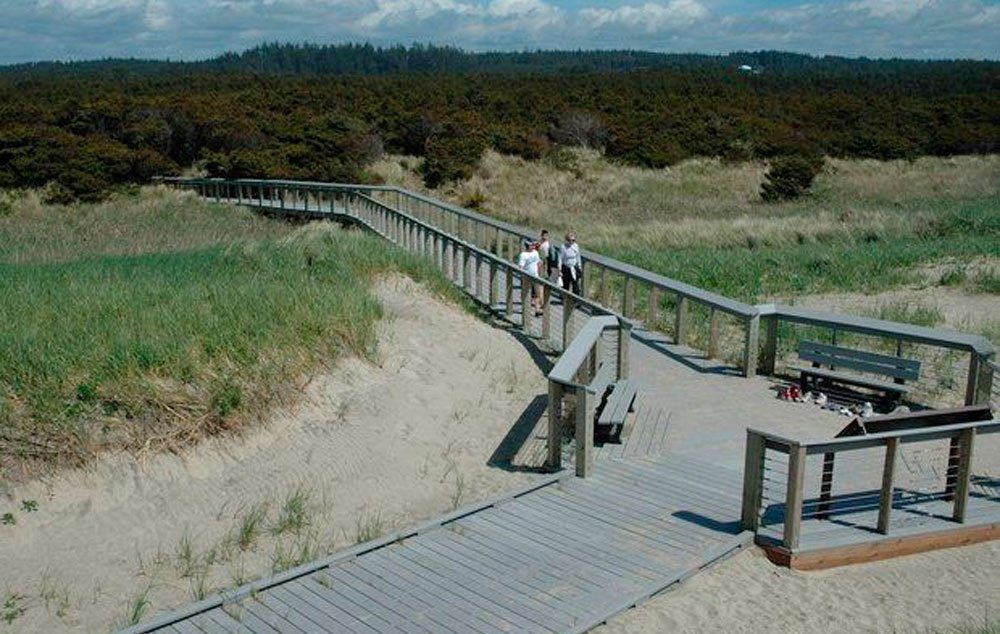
[0,188,459,477]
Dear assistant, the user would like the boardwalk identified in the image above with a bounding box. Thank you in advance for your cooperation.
[126,190,999,633]
[126,455,749,634]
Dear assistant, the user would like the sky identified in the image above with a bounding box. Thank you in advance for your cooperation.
[1,0,998,64]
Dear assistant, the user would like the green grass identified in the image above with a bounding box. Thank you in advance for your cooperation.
[604,219,998,302]
[0,188,462,477]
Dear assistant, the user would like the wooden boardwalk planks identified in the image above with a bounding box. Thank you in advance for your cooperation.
[123,454,751,634]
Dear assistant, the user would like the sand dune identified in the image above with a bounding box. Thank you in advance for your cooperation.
[0,276,548,633]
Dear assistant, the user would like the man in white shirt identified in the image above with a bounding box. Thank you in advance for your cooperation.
[558,232,582,295]
[517,238,543,315]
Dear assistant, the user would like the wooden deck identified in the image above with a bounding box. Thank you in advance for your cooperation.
[123,454,750,633]
[123,192,1000,633]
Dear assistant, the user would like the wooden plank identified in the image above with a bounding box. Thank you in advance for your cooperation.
[347,557,497,634]
[382,547,546,634]
[296,575,406,631]
[327,565,444,633]
[268,584,375,634]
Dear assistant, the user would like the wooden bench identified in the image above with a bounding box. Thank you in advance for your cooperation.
[598,379,638,437]
[789,341,920,410]
[587,362,637,438]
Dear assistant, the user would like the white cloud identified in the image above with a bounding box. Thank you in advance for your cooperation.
[581,0,708,31]
[3,0,999,63]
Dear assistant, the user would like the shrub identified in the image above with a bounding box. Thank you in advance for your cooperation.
[760,154,824,202]
[551,109,608,150]
[421,115,487,188]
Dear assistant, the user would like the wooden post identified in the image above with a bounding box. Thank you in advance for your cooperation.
[708,309,721,359]
[647,287,660,327]
[740,431,766,532]
[743,315,761,378]
[952,428,976,522]
[783,443,806,550]
[877,437,899,534]
[622,276,634,317]
[463,249,473,294]
[575,388,593,478]
[597,265,608,305]
[618,320,632,380]
[547,382,563,471]
[520,273,532,334]
[562,295,576,351]
[505,267,514,319]
[489,261,499,307]
[965,353,994,406]
[542,286,552,345]
[762,315,779,375]
[674,295,688,346]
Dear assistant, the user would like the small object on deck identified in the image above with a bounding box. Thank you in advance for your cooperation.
[814,392,828,407]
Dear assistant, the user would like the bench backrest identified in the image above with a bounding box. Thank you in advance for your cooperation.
[799,341,921,382]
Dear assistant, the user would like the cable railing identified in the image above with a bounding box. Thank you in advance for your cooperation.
[741,407,1000,552]
[155,176,996,409]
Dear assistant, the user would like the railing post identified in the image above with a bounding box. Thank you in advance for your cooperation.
[762,314,779,375]
[647,286,660,327]
[740,430,766,532]
[462,248,472,293]
[489,261,499,307]
[597,265,607,304]
[708,309,720,359]
[965,353,994,406]
[505,267,514,320]
[575,387,593,478]
[547,381,563,471]
[542,286,552,345]
[562,295,576,351]
[783,443,806,550]
[617,320,632,380]
[622,276,634,317]
[520,274,532,334]
[952,428,976,522]
[877,437,899,534]
[674,295,688,346]
[743,314,760,378]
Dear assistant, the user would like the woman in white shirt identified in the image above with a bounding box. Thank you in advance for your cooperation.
[558,232,582,295]
[517,238,543,316]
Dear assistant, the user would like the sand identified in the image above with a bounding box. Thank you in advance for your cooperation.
[596,543,1000,634]
[0,275,547,633]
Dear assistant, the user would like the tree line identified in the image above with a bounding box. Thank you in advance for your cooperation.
[0,46,997,201]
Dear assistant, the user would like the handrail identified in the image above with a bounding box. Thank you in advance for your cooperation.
[752,419,1000,455]
[758,304,995,357]
[548,315,620,387]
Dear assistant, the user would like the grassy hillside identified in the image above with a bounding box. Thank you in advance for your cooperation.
[0,187,457,479]
[375,152,1000,302]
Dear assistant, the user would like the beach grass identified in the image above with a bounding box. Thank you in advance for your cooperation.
[373,151,1000,303]
[0,187,461,478]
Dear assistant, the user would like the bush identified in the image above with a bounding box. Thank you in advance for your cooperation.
[760,155,824,202]
[551,109,608,150]
[421,115,487,188]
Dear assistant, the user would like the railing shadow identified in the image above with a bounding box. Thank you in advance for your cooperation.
[631,328,743,377]
[488,393,550,473]
[671,510,743,535]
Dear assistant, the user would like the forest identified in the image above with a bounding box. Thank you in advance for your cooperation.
[0,45,998,201]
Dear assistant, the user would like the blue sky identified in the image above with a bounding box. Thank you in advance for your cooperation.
[1,0,997,64]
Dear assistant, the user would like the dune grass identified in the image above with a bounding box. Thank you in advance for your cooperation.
[373,151,1000,302]
[0,187,460,478]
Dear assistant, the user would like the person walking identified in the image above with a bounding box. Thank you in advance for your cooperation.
[517,238,543,315]
[538,229,554,280]
[558,232,582,295]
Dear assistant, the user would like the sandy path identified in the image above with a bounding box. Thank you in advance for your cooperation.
[597,542,1000,634]
[0,275,547,633]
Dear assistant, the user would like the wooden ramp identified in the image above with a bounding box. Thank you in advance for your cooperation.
[123,454,750,634]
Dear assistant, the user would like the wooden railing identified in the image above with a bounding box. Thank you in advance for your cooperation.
[741,414,1000,551]
[547,315,631,477]
[155,176,996,408]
